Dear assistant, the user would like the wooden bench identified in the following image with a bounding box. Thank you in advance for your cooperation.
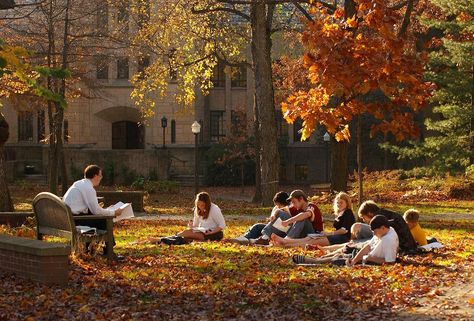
[97,191,145,212]
[33,192,115,261]
[0,234,70,285]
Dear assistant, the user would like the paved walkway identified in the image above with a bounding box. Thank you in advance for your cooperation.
[398,272,474,320]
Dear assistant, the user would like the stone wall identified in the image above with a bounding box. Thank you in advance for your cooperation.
[0,235,70,285]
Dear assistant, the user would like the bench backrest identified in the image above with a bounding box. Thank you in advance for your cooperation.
[33,192,76,242]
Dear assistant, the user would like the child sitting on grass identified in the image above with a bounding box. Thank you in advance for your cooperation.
[403,209,428,246]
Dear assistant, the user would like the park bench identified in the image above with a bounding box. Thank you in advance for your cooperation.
[0,234,70,285]
[33,192,115,260]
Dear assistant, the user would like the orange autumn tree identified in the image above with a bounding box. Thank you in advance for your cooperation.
[282,0,432,143]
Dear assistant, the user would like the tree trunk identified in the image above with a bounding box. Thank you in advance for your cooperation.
[0,113,14,212]
[470,65,474,165]
[327,0,357,194]
[250,3,279,206]
[357,116,363,206]
[252,94,262,203]
[330,140,349,192]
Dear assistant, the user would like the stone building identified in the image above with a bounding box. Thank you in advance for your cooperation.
[2,2,331,186]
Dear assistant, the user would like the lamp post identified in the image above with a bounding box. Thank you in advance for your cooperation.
[191,121,201,195]
[323,132,330,183]
[161,116,167,148]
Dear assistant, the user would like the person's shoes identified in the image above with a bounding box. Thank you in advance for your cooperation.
[292,255,307,264]
[254,237,270,246]
[226,236,250,245]
[161,236,187,245]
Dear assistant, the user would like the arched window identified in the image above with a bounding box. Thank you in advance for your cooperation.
[112,121,144,149]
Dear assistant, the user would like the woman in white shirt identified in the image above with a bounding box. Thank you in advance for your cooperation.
[176,192,226,241]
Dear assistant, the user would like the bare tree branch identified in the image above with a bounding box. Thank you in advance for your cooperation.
[397,0,414,38]
[191,5,250,21]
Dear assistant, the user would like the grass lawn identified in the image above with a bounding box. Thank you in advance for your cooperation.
[1,218,473,320]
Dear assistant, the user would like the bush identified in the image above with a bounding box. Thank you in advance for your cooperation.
[466,164,474,180]
[204,143,256,186]
[131,177,180,194]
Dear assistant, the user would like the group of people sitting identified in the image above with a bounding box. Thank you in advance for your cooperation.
[161,188,434,266]
[65,164,434,266]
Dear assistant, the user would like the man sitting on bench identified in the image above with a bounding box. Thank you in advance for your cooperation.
[63,164,123,257]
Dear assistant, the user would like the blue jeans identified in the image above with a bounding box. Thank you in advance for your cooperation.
[261,210,315,239]
[243,223,266,239]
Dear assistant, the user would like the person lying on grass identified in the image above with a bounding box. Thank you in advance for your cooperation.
[293,215,398,266]
[346,215,399,266]
[271,192,355,248]
[160,192,226,245]
[358,200,417,253]
[253,190,322,246]
[226,191,302,245]
[291,222,375,265]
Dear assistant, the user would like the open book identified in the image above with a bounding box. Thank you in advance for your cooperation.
[273,218,290,233]
[192,227,208,233]
[420,242,444,250]
[106,202,135,222]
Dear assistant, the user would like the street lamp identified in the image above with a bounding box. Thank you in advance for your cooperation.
[191,121,201,195]
[161,116,167,148]
[323,132,330,182]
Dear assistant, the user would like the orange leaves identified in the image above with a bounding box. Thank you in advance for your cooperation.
[335,125,351,142]
[281,0,432,142]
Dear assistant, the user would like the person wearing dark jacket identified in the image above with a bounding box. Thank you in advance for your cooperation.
[358,200,417,253]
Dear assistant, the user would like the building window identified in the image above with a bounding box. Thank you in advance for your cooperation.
[275,110,288,138]
[96,56,108,79]
[231,66,247,87]
[112,121,144,149]
[168,49,177,81]
[293,118,308,143]
[137,55,150,77]
[211,62,225,87]
[210,111,225,142]
[117,1,129,33]
[295,164,309,182]
[96,3,108,34]
[37,110,45,142]
[63,119,69,143]
[137,0,150,29]
[18,111,33,142]
[117,57,129,79]
[171,119,176,144]
[199,119,204,144]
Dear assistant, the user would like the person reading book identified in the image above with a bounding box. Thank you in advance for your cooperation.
[161,192,226,244]
[403,209,428,246]
[227,191,300,245]
[358,200,417,253]
[254,190,322,245]
[63,164,123,257]
[272,192,355,247]
[346,215,399,266]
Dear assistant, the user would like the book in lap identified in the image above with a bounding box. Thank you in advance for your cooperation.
[192,227,207,233]
[273,218,290,233]
[106,202,135,222]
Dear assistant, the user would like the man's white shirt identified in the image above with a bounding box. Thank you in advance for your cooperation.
[367,227,399,263]
[63,178,114,215]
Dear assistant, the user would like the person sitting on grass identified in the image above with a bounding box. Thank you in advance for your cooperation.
[358,200,417,253]
[271,192,355,248]
[254,190,322,246]
[227,191,301,245]
[161,192,226,245]
[292,220,375,265]
[403,209,428,246]
[346,215,399,266]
